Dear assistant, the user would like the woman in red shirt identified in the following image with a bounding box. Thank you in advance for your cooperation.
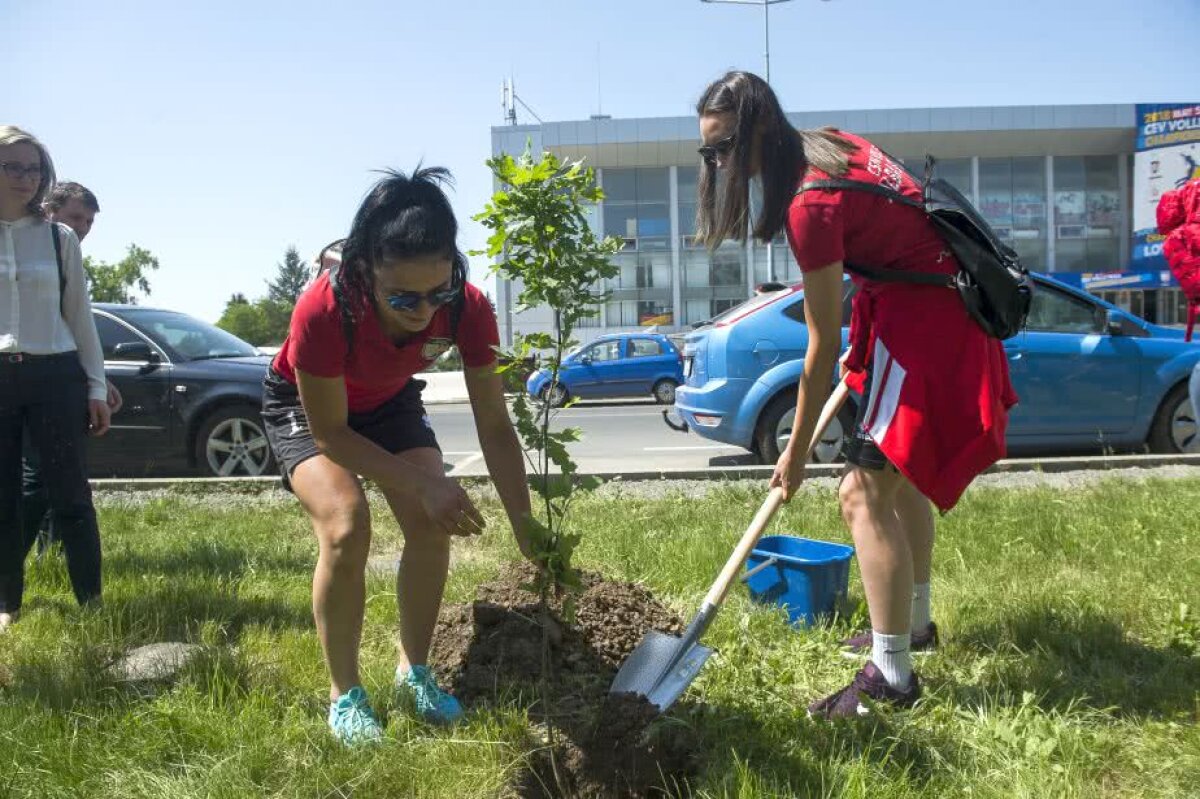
[695,72,1016,718]
[263,167,532,745]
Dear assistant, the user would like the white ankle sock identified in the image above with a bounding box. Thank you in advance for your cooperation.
[911,582,931,632]
[872,632,913,688]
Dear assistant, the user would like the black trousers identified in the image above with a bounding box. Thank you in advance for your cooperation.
[0,352,102,612]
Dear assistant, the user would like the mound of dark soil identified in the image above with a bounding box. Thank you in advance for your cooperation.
[430,562,701,798]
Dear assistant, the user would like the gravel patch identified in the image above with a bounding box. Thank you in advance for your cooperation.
[90,464,1200,510]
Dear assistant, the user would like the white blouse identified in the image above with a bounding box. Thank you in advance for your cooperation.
[0,216,107,401]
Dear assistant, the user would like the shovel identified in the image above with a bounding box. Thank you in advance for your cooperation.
[610,377,851,711]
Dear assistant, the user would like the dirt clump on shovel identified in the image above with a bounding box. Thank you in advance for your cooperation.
[430,561,702,798]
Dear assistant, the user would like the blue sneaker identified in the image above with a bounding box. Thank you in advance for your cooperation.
[327,686,383,746]
[396,665,463,725]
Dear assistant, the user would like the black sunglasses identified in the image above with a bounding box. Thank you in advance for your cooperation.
[697,134,737,166]
[385,285,460,313]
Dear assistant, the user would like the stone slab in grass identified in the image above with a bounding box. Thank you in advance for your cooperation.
[110,642,203,684]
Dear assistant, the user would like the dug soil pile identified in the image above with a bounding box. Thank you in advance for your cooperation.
[430,562,702,798]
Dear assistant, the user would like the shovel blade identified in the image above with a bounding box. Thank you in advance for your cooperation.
[609,630,713,711]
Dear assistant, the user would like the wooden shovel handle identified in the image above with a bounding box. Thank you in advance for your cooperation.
[700,378,851,610]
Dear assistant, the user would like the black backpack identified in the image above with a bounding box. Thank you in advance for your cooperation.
[797,155,1033,340]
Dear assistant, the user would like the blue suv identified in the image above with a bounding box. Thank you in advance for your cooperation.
[673,275,1200,463]
[526,332,684,406]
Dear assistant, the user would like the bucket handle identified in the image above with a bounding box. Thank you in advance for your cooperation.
[741,556,780,582]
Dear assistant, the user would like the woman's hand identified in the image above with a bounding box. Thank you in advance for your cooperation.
[106,380,123,413]
[419,473,486,538]
[88,399,111,437]
[769,445,806,502]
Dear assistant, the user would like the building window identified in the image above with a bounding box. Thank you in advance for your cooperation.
[979,156,1047,271]
[601,167,670,250]
[752,235,799,286]
[1053,155,1121,272]
[683,245,745,288]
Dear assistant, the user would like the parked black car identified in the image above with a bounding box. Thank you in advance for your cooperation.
[89,304,274,477]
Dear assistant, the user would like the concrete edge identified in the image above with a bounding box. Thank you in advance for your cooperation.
[89,453,1200,493]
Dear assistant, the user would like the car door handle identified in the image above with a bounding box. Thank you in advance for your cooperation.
[1005,349,1023,361]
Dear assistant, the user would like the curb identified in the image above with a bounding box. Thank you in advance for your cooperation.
[88,453,1200,493]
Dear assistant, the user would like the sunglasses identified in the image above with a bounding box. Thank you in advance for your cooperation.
[384,285,460,313]
[697,134,737,166]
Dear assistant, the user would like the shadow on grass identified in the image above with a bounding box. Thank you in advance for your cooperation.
[954,605,1200,719]
[103,539,313,582]
[110,582,312,640]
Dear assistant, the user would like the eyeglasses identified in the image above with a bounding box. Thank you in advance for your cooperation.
[697,135,737,166]
[0,162,45,181]
[384,285,460,313]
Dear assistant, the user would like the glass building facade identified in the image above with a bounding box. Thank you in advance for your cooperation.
[491,104,1181,343]
[587,154,1129,330]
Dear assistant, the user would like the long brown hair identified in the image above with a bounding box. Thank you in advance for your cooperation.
[694,72,856,248]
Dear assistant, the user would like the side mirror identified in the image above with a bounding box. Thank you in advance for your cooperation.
[1104,309,1124,337]
[580,355,592,365]
[113,341,153,361]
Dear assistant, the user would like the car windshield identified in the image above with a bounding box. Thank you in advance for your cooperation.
[118,309,259,361]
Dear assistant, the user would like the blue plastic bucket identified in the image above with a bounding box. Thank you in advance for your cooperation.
[744,535,854,626]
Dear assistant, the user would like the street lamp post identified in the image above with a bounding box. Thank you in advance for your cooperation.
[701,0,828,283]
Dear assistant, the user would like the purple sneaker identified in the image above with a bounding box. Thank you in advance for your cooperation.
[840,622,939,659]
[807,662,921,720]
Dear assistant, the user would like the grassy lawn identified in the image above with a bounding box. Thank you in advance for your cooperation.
[2,478,1198,798]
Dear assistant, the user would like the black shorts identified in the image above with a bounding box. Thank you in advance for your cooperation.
[842,367,896,472]
[261,369,439,491]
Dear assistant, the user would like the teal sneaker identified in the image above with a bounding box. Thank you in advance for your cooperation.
[327,686,383,746]
[396,665,463,725]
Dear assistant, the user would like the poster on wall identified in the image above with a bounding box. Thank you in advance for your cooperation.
[1132,103,1200,268]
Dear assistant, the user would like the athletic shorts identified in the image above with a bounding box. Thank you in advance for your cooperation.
[842,366,896,473]
[261,368,439,491]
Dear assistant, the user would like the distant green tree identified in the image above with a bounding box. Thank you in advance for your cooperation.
[267,246,309,306]
[84,244,160,304]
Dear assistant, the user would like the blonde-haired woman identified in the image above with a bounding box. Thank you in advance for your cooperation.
[0,125,110,630]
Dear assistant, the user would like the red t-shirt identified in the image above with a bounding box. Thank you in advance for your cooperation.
[271,272,499,413]
[786,131,1017,511]
[786,130,956,280]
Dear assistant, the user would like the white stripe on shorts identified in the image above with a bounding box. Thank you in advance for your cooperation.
[867,340,907,446]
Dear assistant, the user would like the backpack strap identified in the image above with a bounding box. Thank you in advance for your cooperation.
[796,179,953,287]
[50,223,66,316]
[797,178,925,210]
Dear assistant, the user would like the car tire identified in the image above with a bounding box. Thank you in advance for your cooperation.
[195,404,276,477]
[1147,382,1199,454]
[755,391,857,465]
[652,378,678,405]
[540,382,569,408]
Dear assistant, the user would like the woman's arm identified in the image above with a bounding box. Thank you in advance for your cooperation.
[464,360,533,556]
[771,261,844,499]
[57,225,106,403]
[296,369,483,535]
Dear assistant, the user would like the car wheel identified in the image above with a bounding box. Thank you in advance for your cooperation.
[540,382,569,408]
[195,405,275,477]
[755,392,856,465]
[652,379,678,405]
[1147,383,1200,454]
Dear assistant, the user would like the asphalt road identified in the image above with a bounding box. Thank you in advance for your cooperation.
[429,400,758,476]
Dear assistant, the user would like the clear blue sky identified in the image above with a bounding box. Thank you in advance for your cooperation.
[7,0,1199,323]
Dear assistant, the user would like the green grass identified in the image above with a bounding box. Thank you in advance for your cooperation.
[2,478,1198,798]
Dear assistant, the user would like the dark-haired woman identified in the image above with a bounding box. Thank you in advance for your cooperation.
[694,72,1016,718]
[263,167,531,745]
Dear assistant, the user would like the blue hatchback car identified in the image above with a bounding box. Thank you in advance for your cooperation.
[526,332,685,406]
[673,275,1200,463]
